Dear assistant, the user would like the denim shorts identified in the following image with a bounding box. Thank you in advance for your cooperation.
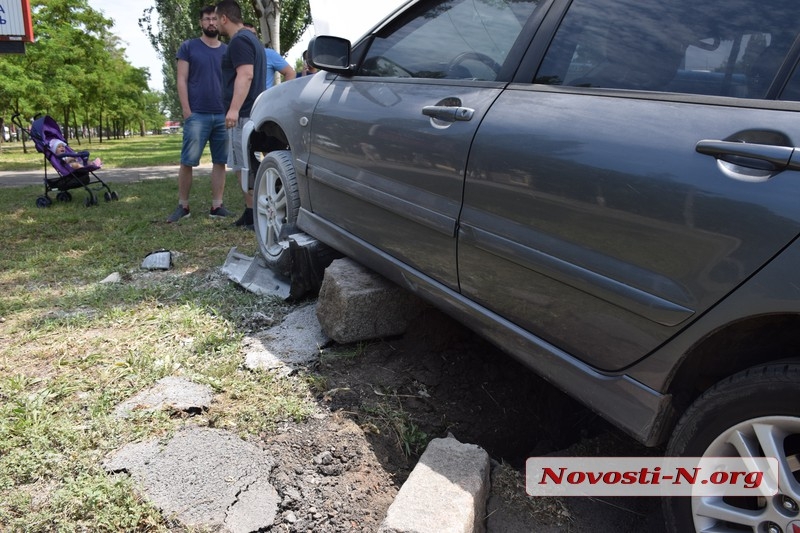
[180,113,228,166]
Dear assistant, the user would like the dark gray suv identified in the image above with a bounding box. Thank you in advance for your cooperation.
[242,0,800,530]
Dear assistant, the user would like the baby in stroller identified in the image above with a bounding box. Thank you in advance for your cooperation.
[11,113,117,207]
[49,139,102,170]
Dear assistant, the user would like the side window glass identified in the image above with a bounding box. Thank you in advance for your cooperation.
[535,0,800,99]
[779,65,800,102]
[358,0,539,81]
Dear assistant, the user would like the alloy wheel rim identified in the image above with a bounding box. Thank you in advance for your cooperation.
[256,167,288,258]
[693,416,800,532]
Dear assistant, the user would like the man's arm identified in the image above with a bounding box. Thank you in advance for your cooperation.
[226,63,254,125]
[279,64,296,82]
[177,59,191,120]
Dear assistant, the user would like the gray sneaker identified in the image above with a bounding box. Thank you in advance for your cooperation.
[167,204,190,223]
[209,205,234,218]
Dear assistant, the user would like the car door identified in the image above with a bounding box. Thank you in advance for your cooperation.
[305,0,543,290]
[458,0,800,371]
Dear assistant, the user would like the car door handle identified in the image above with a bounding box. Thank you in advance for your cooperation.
[422,105,474,122]
[696,140,800,171]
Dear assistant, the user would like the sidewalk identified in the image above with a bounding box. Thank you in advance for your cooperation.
[0,162,214,188]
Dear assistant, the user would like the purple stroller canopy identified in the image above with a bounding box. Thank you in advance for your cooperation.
[30,115,65,153]
[30,115,98,177]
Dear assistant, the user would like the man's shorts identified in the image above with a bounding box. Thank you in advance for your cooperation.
[227,117,248,174]
[181,113,228,166]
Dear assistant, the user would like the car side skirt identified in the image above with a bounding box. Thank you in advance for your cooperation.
[298,207,672,446]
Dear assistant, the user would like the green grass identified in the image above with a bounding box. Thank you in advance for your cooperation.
[0,175,316,530]
[362,398,430,458]
[0,134,203,171]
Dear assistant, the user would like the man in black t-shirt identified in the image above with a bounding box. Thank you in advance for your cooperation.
[216,0,266,229]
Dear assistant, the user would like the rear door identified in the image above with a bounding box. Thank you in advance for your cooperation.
[458,0,800,370]
[306,0,543,290]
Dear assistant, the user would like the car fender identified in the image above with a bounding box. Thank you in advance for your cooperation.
[630,232,800,434]
[241,73,334,193]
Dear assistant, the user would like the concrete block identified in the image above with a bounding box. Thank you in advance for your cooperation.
[316,258,426,344]
[379,436,490,533]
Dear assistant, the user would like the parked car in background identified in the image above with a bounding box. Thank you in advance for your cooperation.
[242,1,800,530]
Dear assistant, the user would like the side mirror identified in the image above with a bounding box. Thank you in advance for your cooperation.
[308,35,353,76]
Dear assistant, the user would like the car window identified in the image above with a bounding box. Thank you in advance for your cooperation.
[358,0,540,81]
[534,0,800,99]
[779,65,800,102]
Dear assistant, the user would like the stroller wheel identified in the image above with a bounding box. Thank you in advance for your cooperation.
[84,192,97,207]
[104,191,111,202]
[110,191,119,201]
[36,195,52,208]
[56,191,72,202]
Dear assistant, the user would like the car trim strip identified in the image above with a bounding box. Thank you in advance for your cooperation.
[309,164,458,237]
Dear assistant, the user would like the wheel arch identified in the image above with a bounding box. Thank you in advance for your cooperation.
[665,312,800,427]
[249,120,290,155]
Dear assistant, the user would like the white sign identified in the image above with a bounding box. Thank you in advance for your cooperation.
[0,0,27,38]
[527,456,780,497]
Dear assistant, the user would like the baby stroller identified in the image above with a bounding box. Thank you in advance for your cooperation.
[12,113,117,207]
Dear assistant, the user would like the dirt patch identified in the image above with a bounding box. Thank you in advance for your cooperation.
[264,413,398,532]
[259,307,668,532]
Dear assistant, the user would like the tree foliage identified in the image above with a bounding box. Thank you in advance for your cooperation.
[140,0,311,119]
[251,0,311,53]
[0,0,165,147]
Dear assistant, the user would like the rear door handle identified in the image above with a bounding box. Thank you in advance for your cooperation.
[422,105,474,122]
[696,140,800,171]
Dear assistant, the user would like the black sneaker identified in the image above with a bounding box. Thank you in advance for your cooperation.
[233,208,254,227]
[167,204,190,223]
[209,205,234,218]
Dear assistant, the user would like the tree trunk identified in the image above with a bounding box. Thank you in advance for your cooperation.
[253,0,281,52]
[14,99,28,153]
[71,109,81,145]
[63,108,70,141]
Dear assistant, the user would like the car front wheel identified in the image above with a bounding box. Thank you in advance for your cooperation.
[664,363,800,532]
[252,150,300,278]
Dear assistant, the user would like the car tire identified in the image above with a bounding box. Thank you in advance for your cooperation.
[253,150,301,278]
[663,363,800,532]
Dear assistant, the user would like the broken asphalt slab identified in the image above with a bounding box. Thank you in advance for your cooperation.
[113,376,212,419]
[103,427,279,533]
[242,303,329,371]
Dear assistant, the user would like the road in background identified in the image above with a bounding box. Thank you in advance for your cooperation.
[0,163,213,188]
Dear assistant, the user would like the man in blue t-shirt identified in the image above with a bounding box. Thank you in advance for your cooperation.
[166,5,231,223]
[265,47,296,88]
[216,0,267,229]
[242,23,296,89]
